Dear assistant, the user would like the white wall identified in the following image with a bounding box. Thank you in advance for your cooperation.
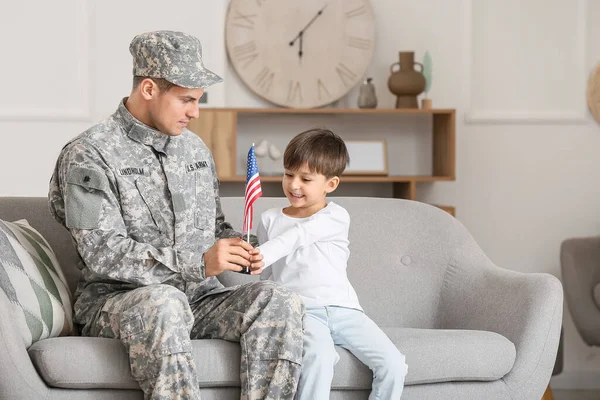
[1,0,599,389]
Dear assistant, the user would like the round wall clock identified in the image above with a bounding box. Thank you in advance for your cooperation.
[225,0,376,108]
[587,62,600,124]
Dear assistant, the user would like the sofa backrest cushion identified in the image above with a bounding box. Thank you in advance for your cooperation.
[0,197,81,294]
[219,197,462,329]
[0,218,74,347]
[0,196,465,330]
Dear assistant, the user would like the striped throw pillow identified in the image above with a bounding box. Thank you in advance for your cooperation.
[0,219,73,348]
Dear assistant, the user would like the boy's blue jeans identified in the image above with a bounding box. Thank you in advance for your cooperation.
[297,306,408,400]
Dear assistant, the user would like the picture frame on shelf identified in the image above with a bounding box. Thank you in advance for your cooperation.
[343,140,388,176]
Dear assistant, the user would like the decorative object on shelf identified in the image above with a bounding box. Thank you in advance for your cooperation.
[225,0,376,109]
[343,140,388,176]
[253,140,282,161]
[250,139,283,176]
[358,77,377,108]
[198,90,212,108]
[268,143,282,160]
[388,51,426,109]
[254,139,269,157]
[421,51,433,109]
[587,62,600,124]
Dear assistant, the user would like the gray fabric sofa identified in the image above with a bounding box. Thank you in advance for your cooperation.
[0,196,562,400]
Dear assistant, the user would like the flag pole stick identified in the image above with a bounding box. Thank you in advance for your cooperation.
[246,211,250,243]
[246,143,255,245]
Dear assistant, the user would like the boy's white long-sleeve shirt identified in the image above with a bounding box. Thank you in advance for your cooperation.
[257,202,362,310]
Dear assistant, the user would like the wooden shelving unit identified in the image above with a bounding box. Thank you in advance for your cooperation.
[218,175,454,183]
[188,108,456,215]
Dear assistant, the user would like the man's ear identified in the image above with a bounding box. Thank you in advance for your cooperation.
[325,176,340,194]
[139,78,157,100]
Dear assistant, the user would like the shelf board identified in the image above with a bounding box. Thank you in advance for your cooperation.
[433,205,456,217]
[200,107,455,115]
[218,175,454,183]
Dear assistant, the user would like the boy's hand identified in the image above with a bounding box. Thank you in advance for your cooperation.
[248,246,264,275]
[237,241,264,275]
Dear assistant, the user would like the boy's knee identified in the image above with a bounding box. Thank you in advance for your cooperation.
[396,353,408,377]
[380,352,408,379]
[304,343,338,366]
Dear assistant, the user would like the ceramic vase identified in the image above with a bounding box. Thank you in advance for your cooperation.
[387,51,426,108]
[358,77,377,108]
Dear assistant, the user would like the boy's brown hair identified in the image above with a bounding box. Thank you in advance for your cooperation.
[283,128,349,178]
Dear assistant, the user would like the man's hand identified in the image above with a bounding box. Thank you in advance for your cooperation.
[204,238,252,276]
[203,238,265,277]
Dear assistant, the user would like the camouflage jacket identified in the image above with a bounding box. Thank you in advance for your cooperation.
[49,99,242,325]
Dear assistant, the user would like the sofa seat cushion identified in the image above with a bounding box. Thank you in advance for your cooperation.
[332,327,516,389]
[28,328,515,390]
[28,337,239,389]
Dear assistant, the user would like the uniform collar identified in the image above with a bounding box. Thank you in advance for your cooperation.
[116,98,172,155]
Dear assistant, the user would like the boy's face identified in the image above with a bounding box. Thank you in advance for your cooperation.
[282,163,339,217]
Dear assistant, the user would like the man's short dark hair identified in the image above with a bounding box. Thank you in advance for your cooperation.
[284,128,349,178]
[132,76,176,93]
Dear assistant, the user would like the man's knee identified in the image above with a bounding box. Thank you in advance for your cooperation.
[250,281,304,318]
[133,284,191,319]
[241,281,304,362]
[121,285,193,352]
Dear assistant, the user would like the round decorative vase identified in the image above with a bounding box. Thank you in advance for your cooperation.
[387,51,426,108]
[358,77,378,108]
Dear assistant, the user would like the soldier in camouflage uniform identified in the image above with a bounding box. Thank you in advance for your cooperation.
[48,30,305,400]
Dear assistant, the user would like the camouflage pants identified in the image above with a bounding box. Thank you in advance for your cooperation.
[84,281,304,400]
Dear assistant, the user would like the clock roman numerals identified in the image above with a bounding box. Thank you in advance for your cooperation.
[254,67,275,94]
[233,41,258,69]
[335,63,357,87]
[345,5,367,19]
[232,9,258,29]
[287,81,303,104]
[226,0,375,108]
[317,79,331,101]
[347,36,372,50]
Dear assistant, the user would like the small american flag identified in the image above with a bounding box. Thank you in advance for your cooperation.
[243,144,262,234]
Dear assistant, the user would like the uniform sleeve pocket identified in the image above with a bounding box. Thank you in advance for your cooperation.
[65,167,108,229]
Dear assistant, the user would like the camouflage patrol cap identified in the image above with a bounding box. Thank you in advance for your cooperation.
[129,30,223,89]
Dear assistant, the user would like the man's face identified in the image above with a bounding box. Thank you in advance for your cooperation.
[148,85,203,136]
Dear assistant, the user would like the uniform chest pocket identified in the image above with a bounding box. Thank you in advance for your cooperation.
[131,178,170,233]
[194,169,216,231]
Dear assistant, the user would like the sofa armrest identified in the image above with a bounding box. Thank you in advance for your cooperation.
[0,290,49,399]
[560,236,600,346]
[438,236,562,400]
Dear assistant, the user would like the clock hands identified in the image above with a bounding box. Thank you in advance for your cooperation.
[289,3,327,61]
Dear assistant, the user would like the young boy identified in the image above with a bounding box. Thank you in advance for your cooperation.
[255,128,408,399]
